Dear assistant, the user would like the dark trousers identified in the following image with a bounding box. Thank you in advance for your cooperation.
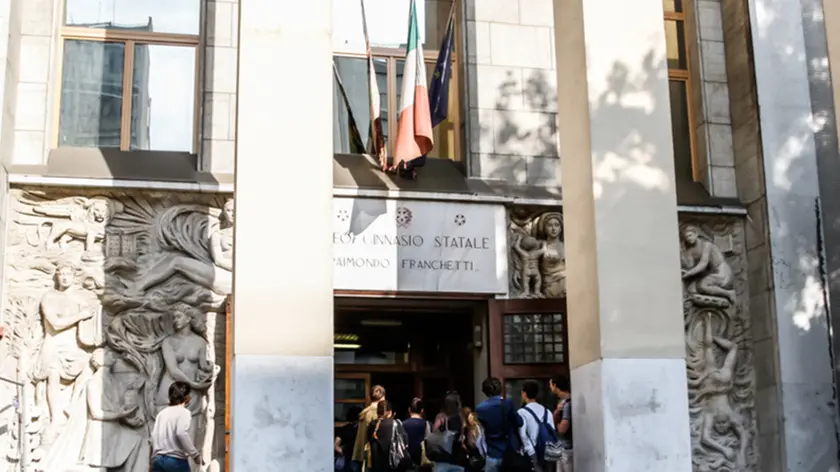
[151,455,191,472]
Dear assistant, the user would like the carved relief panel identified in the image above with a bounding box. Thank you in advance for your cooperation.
[679,217,758,472]
[508,208,565,298]
[0,188,233,472]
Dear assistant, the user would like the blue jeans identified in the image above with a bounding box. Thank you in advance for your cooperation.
[485,457,504,472]
[151,455,191,472]
[434,464,464,472]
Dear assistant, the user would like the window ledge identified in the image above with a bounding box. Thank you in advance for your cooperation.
[7,147,233,192]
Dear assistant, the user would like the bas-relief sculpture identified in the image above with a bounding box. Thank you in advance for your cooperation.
[508,209,565,298]
[0,189,232,472]
[679,220,757,472]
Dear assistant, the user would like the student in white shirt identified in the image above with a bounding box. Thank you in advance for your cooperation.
[151,381,203,472]
[517,380,556,472]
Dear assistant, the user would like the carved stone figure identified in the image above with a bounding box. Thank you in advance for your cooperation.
[681,225,736,307]
[39,349,148,472]
[512,235,547,296]
[509,210,566,298]
[132,198,233,297]
[80,352,149,472]
[17,196,123,254]
[156,303,216,450]
[691,314,747,464]
[680,220,757,472]
[31,263,97,430]
[0,189,229,472]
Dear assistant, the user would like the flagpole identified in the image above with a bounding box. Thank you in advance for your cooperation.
[445,0,456,33]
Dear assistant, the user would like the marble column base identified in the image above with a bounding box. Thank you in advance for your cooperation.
[570,358,692,472]
[231,355,334,471]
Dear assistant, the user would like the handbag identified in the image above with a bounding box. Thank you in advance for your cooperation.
[420,421,433,466]
[467,454,486,471]
[424,417,458,462]
[389,419,414,470]
[467,428,487,471]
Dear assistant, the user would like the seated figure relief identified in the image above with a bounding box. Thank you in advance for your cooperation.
[681,225,736,308]
[509,210,566,298]
[0,190,230,472]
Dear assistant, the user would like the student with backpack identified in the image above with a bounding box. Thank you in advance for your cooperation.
[516,381,558,472]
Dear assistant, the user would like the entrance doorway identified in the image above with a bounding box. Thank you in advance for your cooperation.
[333,298,481,425]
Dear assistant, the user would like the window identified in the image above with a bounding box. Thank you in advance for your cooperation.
[334,373,370,426]
[488,300,569,406]
[57,0,200,152]
[332,0,461,161]
[504,378,559,412]
[503,313,566,364]
[664,0,698,181]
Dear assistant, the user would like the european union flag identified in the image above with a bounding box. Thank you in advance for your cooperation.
[402,6,454,179]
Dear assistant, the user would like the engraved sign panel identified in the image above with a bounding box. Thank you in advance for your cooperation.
[333,198,507,293]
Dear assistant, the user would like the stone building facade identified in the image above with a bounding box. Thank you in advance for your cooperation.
[0,0,836,471]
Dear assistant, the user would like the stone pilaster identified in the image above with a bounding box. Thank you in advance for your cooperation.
[231,0,334,469]
[553,0,692,470]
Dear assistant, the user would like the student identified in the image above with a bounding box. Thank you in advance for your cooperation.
[430,391,468,472]
[475,377,523,472]
[151,381,202,472]
[354,385,387,470]
[336,406,363,472]
[517,380,555,472]
[368,401,410,472]
[549,375,573,472]
[403,398,428,469]
[463,407,486,472]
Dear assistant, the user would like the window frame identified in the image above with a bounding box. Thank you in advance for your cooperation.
[54,4,202,153]
[488,299,570,388]
[664,3,699,182]
[332,0,462,162]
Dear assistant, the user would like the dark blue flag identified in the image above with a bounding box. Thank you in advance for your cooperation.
[402,6,454,179]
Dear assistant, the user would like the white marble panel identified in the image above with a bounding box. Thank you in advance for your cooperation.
[332,198,507,293]
[465,20,491,65]
[468,108,495,153]
[466,0,520,23]
[206,1,235,47]
[489,23,553,69]
[571,358,692,472]
[205,46,238,94]
[519,0,554,27]
[18,35,50,84]
[468,64,525,111]
[475,153,527,183]
[231,355,334,472]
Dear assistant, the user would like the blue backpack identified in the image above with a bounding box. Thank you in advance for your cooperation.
[521,406,562,463]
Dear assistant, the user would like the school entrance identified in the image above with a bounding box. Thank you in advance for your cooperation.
[333,297,480,425]
[331,297,569,426]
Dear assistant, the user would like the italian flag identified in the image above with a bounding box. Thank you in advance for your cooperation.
[393,0,433,169]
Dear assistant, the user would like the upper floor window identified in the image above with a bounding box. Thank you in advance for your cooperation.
[664,0,698,182]
[332,0,461,161]
[57,0,201,153]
